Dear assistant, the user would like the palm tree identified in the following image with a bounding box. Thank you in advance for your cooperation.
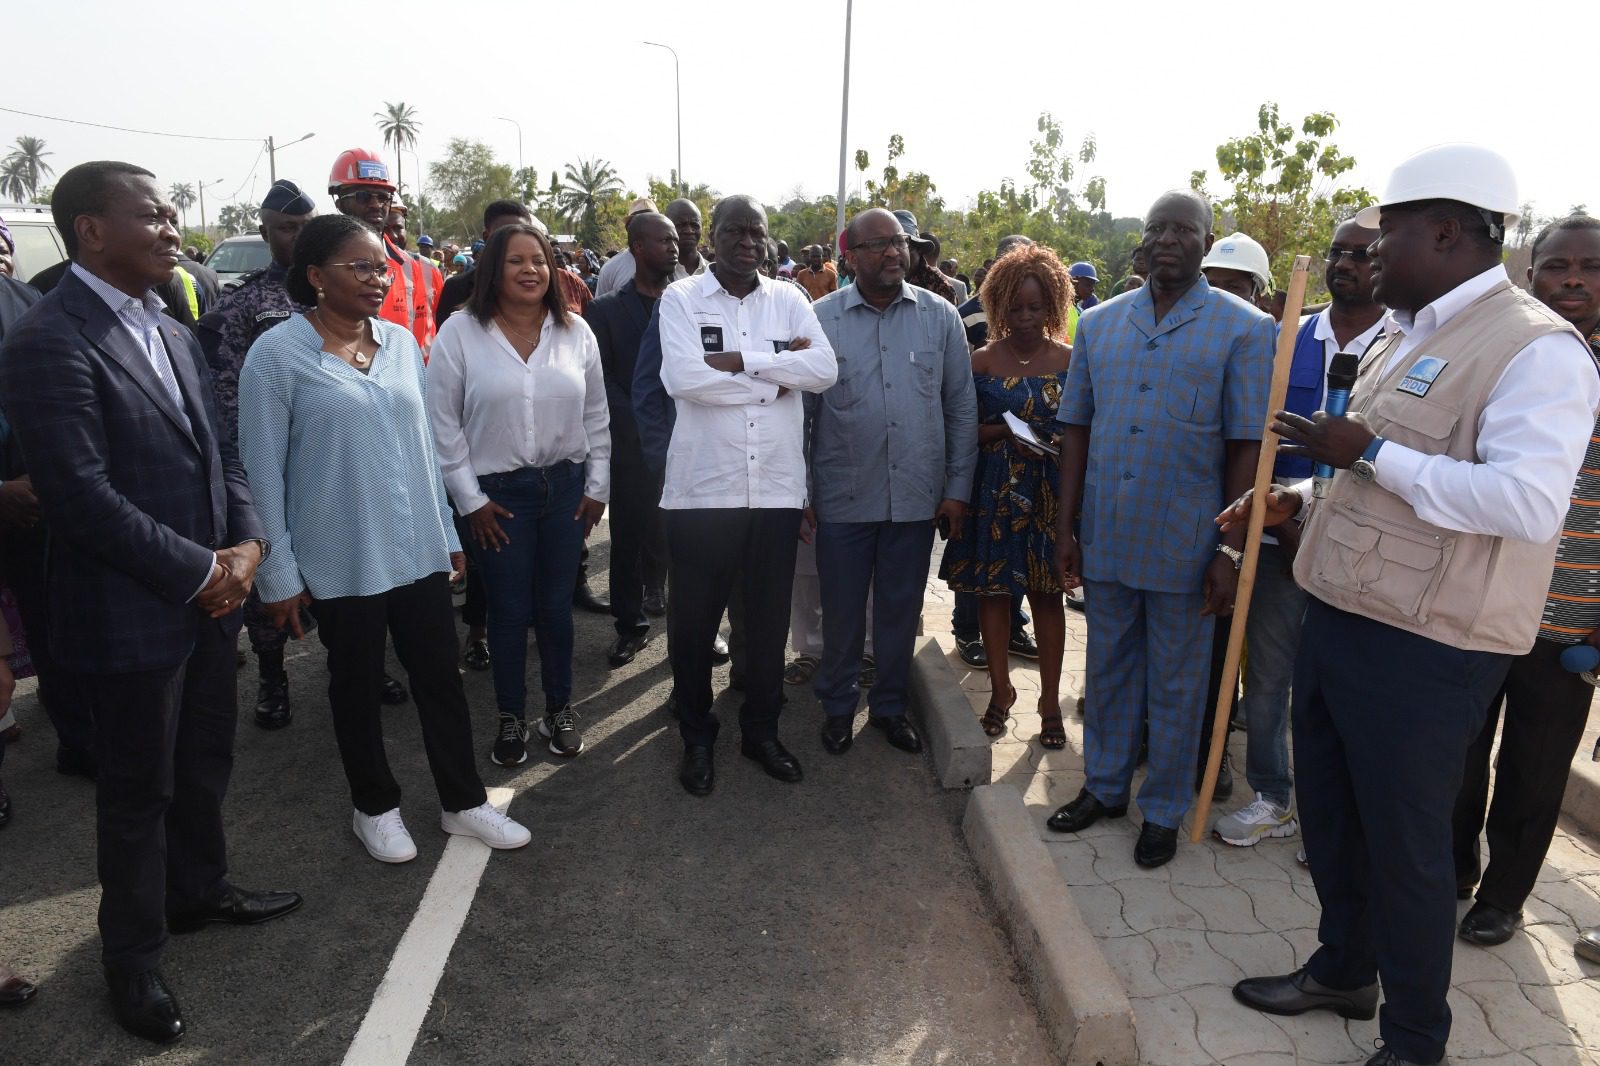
[558,158,625,246]
[2,135,54,201]
[375,102,421,196]
[0,156,29,202]
[169,183,197,231]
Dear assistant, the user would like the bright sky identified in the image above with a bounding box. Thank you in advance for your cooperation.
[4,0,1591,228]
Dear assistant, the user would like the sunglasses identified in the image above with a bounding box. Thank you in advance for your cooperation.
[1325,247,1373,264]
[326,260,393,284]
[338,189,394,207]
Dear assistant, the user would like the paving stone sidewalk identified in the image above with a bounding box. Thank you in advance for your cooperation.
[921,544,1600,1065]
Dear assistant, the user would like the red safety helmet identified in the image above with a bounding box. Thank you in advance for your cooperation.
[328,148,395,195]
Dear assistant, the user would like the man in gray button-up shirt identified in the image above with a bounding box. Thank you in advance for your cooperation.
[806,208,978,755]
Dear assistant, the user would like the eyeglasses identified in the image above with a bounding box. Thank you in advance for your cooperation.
[338,189,394,207]
[326,260,393,284]
[1325,247,1373,264]
[855,235,911,255]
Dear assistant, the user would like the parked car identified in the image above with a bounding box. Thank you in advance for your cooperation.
[206,234,270,290]
[0,203,66,284]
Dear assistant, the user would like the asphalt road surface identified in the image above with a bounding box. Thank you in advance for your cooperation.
[0,527,1051,1065]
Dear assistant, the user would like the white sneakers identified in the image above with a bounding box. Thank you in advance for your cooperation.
[440,802,531,850]
[1213,792,1298,847]
[355,803,531,862]
[354,808,418,863]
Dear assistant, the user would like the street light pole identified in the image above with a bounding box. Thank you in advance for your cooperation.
[835,0,853,247]
[495,117,524,197]
[267,132,316,183]
[643,41,683,192]
[198,178,225,238]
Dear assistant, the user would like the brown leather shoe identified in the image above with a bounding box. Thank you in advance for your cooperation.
[0,966,37,1007]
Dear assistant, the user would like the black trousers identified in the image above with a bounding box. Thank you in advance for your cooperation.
[608,452,666,637]
[311,573,487,816]
[83,621,237,977]
[666,508,799,747]
[1293,599,1509,1064]
[2,525,93,760]
[1452,638,1593,912]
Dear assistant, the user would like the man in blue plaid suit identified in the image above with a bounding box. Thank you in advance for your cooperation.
[0,162,300,1044]
[1048,190,1275,868]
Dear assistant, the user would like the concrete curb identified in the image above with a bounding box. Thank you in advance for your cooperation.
[1563,755,1600,839]
[963,784,1139,1066]
[909,635,992,789]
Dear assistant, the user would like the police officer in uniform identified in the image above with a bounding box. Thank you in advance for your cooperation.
[1226,145,1600,1065]
[197,179,315,729]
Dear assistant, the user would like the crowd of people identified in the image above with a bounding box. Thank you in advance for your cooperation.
[0,139,1597,1066]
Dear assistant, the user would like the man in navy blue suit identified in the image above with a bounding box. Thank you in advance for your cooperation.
[0,162,301,1045]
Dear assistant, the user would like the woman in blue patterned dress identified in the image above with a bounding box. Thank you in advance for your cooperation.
[944,245,1077,748]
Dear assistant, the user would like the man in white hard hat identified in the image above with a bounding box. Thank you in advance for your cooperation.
[1225,144,1599,1066]
[1201,231,1274,310]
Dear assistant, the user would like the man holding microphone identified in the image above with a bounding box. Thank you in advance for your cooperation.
[1225,145,1598,1066]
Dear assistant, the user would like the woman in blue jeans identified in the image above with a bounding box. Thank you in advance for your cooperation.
[428,222,610,766]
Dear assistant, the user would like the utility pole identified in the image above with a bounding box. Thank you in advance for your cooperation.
[267,132,316,183]
[643,41,683,193]
[834,0,853,246]
[495,117,525,198]
[198,178,224,238]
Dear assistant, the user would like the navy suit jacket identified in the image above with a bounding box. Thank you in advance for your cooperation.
[0,268,263,674]
[630,302,674,474]
[584,279,656,460]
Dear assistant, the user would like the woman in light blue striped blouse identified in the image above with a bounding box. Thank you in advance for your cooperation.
[239,214,529,864]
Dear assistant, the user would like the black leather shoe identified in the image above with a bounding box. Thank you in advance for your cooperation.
[380,673,409,706]
[1007,631,1040,660]
[1366,1048,1448,1065]
[607,631,652,667]
[711,634,731,665]
[168,886,303,934]
[954,635,987,668]
[573,581,610,614]
[1232,965,1379,1020]
[1135,822,1178,868]
[0,970,37,1006]
[253,675,292,731]
[0,780,10,829]
[1046,788,1128,833]
[462,638,491,671]
[643,588,667,617]
[55,743,98,781]
[740,738,803,783]
[821,717,854,754]
[107,969,185,1044]
[1458,900,1522,946]
[680,745,715,796]
[1215,752,1233,800]
[869,714,923,753]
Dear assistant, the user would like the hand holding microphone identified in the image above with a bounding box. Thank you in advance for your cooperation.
[1312,352,1361,498]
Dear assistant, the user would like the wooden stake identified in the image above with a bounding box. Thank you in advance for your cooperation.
[1190,255,1312,844]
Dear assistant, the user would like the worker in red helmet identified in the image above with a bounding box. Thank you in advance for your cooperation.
[327,148,439,356]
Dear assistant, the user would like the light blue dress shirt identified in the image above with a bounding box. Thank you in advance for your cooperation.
[240,314,461,603]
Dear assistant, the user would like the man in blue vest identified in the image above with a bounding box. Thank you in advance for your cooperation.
[1211,217,1385,849]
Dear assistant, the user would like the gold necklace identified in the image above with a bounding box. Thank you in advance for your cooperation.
[315,308,370,366]
[496,313,546,349]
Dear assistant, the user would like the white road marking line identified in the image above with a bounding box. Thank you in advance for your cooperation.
[340,786,515,1066]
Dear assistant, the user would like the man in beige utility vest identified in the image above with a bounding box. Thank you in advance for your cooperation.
[1222,144,1600,1066]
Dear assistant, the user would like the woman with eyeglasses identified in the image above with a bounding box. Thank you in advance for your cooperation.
[427,223,609,768]
[239,214,530,864]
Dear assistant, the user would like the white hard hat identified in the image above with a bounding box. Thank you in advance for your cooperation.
[1353,143,1520,234]
[1201,231,1273,295]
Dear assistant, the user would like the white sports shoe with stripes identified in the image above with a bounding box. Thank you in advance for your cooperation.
[1213,792,1298,847]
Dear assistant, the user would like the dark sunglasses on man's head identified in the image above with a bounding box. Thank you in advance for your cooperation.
[1325,247,1373,264]
[339,189,393,207]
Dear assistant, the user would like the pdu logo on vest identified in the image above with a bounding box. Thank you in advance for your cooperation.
[1397,356,1449,398]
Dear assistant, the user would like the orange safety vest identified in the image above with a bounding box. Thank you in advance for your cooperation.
[379,235,438,358]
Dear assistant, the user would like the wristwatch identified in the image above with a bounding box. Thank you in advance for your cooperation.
[1215,544,1243,570]
[1350,437,1386,483]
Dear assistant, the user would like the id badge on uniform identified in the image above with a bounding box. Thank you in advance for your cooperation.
[700,325,724,352]
[1397,356,1448,397]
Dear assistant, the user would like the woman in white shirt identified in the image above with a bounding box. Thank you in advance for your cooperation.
[428,223,610,768]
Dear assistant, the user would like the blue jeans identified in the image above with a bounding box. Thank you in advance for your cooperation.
[471,462,585,718]
[1238,543,1306,807]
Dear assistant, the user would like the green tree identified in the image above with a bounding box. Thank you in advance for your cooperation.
[169,183,197,231]
[428,138,516,241]
[217,202,259,237]
[559,158,626,248]
[2,136,54,201]
[1190,102,1373,292]
[375,102,422,195]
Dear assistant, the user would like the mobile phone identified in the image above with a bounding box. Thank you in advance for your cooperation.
[937,515,951,541]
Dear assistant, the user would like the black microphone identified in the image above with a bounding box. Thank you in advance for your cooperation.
[1312,351,1361,499]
